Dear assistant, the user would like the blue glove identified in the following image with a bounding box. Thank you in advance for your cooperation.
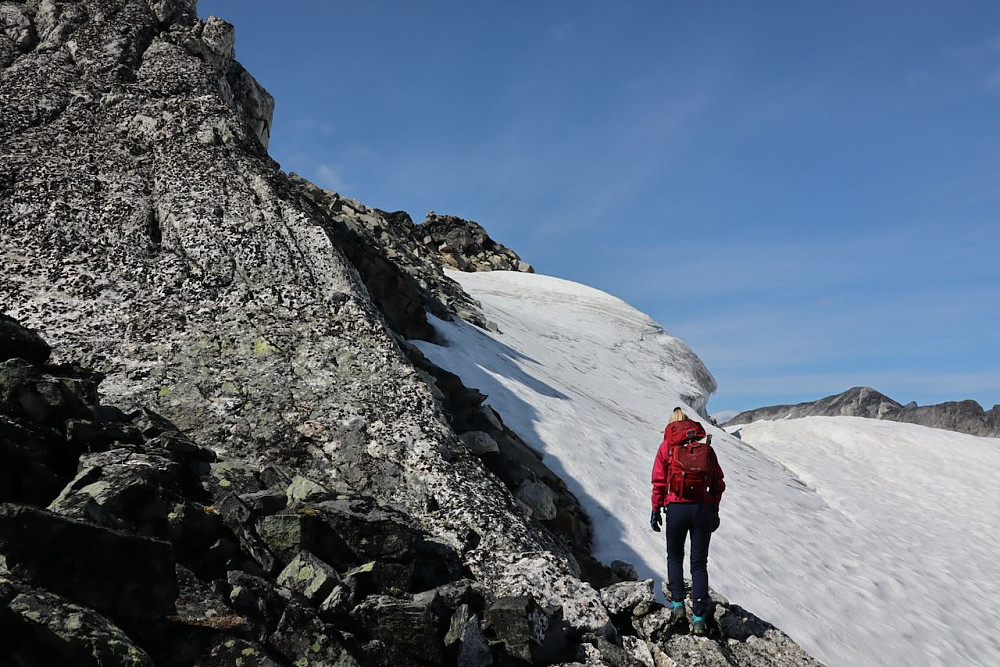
[650,507,662,532]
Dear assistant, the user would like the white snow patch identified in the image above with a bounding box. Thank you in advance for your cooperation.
[412,270,1000,667]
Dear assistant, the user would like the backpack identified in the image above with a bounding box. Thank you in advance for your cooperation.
[664,420,713,502]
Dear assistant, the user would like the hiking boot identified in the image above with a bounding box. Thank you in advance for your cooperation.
[669,601,686,623]
[691,613,708,636]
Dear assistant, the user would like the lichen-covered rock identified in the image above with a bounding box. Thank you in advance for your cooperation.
[48,448,183,535]
[275,550,340,606]
[446,604,493,667]
[622,636,656,667]
[285,474,334,506]
[0,358,97,426]
[2,0,567,610]
[600,579,656,616]
[658,635,732,666]
[632,607,674,643]
[0,577,153,666]
[270,602,361,667]
[515,479,558,521]
[0,503,178,619]
[351,593,450,665]
[478,551,611,635]
[226,570,293,642]
[484,594,570,664]
[460,430,499,455]
[575,634,647,667]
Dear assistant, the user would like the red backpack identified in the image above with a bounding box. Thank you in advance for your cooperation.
[664,420,713,502]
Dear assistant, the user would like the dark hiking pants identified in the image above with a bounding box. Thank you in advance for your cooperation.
[664,502,713,616]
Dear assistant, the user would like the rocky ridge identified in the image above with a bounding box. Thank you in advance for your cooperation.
[724,386,1000,437]
[2,1,819,664]
[0,315,820,665]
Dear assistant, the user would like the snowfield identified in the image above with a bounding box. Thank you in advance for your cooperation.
[412,270,1000,667]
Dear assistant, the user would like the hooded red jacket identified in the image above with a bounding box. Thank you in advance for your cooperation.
[650,419,725,509]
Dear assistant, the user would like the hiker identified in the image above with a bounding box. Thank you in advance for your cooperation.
[650,407,725,636]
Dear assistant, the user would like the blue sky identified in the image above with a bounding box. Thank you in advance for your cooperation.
[200,1,1000,414]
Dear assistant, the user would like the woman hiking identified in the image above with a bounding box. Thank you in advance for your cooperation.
[650,407,725,635]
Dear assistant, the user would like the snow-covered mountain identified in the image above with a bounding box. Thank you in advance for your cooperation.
[414,269,1000,667]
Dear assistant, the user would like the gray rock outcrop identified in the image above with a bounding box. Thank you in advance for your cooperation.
[725,386,1000,437]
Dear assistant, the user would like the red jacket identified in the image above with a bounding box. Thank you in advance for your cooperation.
[651,419,725,509]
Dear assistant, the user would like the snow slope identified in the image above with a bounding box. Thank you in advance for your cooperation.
[735,417,1000,666]
[411,270,1000,667]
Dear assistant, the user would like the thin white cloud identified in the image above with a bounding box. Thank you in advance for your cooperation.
[984,69,1000,93]
[314,163,350,192]
[293,118,336,136]
[549,21,575,44]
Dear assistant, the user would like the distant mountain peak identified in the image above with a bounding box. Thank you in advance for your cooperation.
[725,388,1000,437]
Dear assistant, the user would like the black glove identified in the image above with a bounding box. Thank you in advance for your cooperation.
[708,506,721,533]
[650,508,662,532]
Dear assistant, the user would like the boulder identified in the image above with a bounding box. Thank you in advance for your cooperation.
[145,430,218,463]
[0,359,95,426]
[351,593,450,665]
[0,416,67,505]
[275,550,340,606]
[48,449,182,537]
[129,407,182,439]
[329,559,414,600]
[478,551,612,635]
[171,565,248,633]
[659,634,730,666]
[310,497,420,563]
[514,479,558,521]
[285,474,334,506]
[257,510,354,569]
[484,595,568,664]
[0,577,153,666]
[413,537,467,592]
[0,503,178,618]
[164,501,231,576]
[445,604,493,667]
[239,489,287,517]
[0,314,51,365]
[610,560,639,582]
[459,430,499,455]
[622,636,655,667]
[226,570,293,642]
[259,464,292,490]
[203,460,262,498]
[269,602,361,667]
[632,607,674,643]
[714,602,775,641]
[576,634,648,667]
[210,494,278,575]
[66,419,144,453]
[600,579,656,616]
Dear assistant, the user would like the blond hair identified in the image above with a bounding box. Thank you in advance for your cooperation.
[668,407,688,423]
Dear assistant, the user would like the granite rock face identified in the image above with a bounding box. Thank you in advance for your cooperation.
[2,2,820,664]
[0,0,558,588]
[725,386,1000,437]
